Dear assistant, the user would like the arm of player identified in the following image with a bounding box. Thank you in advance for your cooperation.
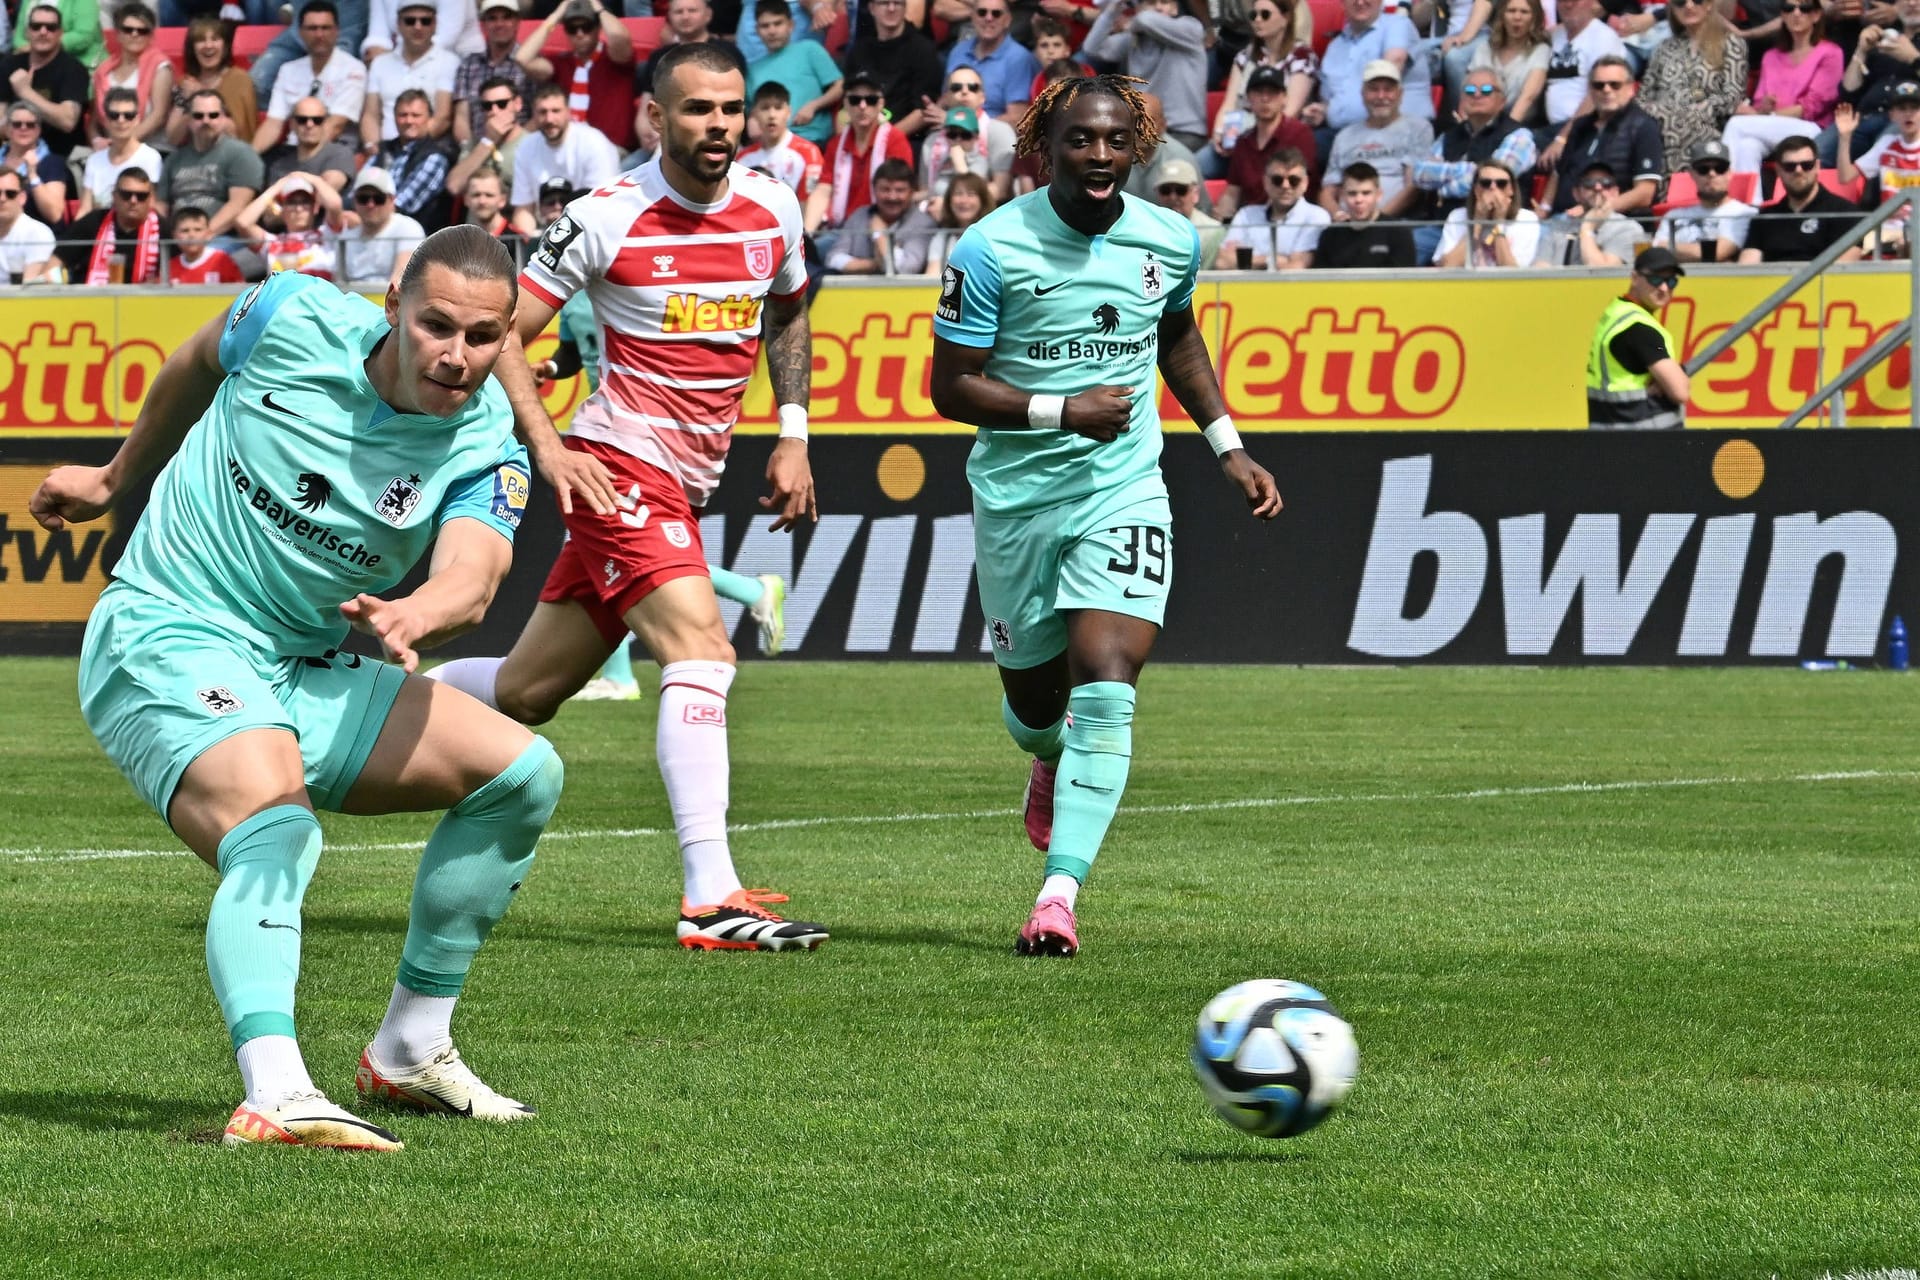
[29,308,229,531]
[498,294,617,516]
[339,516,512,672]
[760,291,819,532]
[1157,303,1282,520]
[930,337,1134,440]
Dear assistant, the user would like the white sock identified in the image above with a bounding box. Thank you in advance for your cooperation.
[370,984,456,1070]
[1040,873,1081,909]
[657,660,741,906]
[236,1034,316,1106]
[424,656,503,709]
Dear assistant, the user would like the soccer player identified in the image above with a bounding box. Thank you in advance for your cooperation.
[928,74,1283,957]
[30,227,561,1150]
[428,43,828,952]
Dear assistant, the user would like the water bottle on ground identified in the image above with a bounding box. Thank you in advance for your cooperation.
[1891,615,1909,672]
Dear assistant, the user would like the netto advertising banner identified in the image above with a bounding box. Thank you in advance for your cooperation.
[2,433,1908,664]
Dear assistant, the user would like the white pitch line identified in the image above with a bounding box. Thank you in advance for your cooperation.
[3,768,1912,866]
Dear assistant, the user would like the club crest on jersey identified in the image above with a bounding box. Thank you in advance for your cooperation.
[662,520,691,548]
[990,617,1014,651]
[744,238,776,280]
[1141,256,1164,300]
[375,474,424,526]
[937,264,964,323]
[197,686,244,715]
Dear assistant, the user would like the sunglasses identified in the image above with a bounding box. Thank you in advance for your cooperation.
[1268,172,1307,186]
[1462,84,1500,97]
[292,113,327,124]
[191,111,223,120]
[120,24,152,35]
[944,126,975,139]
[116,189,152,201]
[282,194,315,204]
[847,93,884,105]
[1692,160,1729,175]
[974,6,1007,15]
[355,190,390,204]
[0,187,22,198]
[563,20,594,31]
[1672,0,1710,7]
[1781,0,1820,9]
[105,109,139,121]
[1642,272,1680,288]
[8,118,38,129]
[1591,77,1630,90]
[1778,157,1818,172]
[1579,175,1619,188]
[1252,5,1282,15]
[1475,174,1513,188]
[480,97,515,109]
[400,13,436,24]
[948,80,982,92]
[1157,183,1191,196]
[26,20,59,30]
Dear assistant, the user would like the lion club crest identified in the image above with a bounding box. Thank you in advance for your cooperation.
[743,238,776,280]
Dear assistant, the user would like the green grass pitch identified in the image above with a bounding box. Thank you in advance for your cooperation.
[3,657,1919,1279]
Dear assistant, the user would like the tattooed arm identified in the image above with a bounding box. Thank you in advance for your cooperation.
[760,292,818,532]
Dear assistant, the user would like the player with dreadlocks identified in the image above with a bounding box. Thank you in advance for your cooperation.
[929,74,1283,957]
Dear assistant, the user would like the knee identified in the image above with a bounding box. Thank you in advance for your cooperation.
[461,736,564,829]
[647,622,735,668]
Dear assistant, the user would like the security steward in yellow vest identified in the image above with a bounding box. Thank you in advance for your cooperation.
[1587,247,1691,429]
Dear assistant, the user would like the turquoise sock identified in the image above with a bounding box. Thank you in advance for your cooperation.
[1043,682,1136,883]
[709,565,766,608]
[397,738,563,998]
[206,805,323,1050]
[1002,697,1066,766]
[597,635,636,686]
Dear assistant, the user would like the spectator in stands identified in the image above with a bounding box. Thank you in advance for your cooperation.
[810,67,915,233]
[1150,155,1225,265]
[460,168,521,246]
[1203,0,1318,180]
[455,1,534,145]
[1538,0,1626,163]
[1826,0,1920,166]
[446,75,526,199]
[843,0,944,141]
[1740,132,1866,261]
[255,2,370,155]
[923,168,992,273]
[1085,0,1209,150]
[634,0,722,157]
[159,89,263,238]
[1535,158,1645,263]
[535,174,571,227]
[518,0,637,152]
[165,203,247,283]
[1586,246,1689,430]
[1120,91,1211,211]
[1216,64,1317,218]
[739,78,824,198]
[1839,89,1920,254]
[2,5,88,159]
[1639,0,1749,173]
[1653,137,1756,262]
[747,0,842,146]
[945,0,1040,123]
[920,101,1013,203]
[1412,70,1535,261]
[1468,0,1549,126]
[248,0,370,102]
[377,86,455,228]
[827,156,938,273]
[168,16,256,149]
[1,101,68,223]
[1544,55,1662,214]
[1317,0,1432,160]
[1321,60,1432,220]
[364,0,485,61]
[0,166,55,283]
[1433,156,1538,264]
[337,164,424,282]
[1022,18,1087,100]
[1008,55,1073,195]
[264,95,358,190]
[1435,0,1497,119]
[363,1,459,147]
[509,81,620,231]
[1720,0,1842,173]
[736,0,838,64]
[58,166,165,282]
[91,3,170,147]
[78,86,160,215]
[1218,146,1330,267]
[235,172,339,276]
[1314,160,1417,265]
[9,0,101,71]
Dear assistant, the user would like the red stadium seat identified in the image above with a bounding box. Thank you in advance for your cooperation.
[1204,177,1226,204]
[1653,169,1697,216]
[1308,0,1342,55]
[1205,88,1224,128]
[1818,167,1865,203]
[232,24,280,67]
[823,7,849,55]
[1729,171,1758,203]
[155,25,187,65]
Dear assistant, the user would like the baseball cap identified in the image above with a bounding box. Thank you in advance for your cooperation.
[1634,246,1685,277]
[279,175,316,197]
[1150,156,1201,188]
[1245,65,1286,93]
[539,176,574,203]
[397,0,436,11]
[480,0,518,12]
[1890,80,1920,104]
[943,105,979,134]
[845,68,883,94]
[1361,58,1401,84]
[352,165,395,196]
[1686,137,1731,167]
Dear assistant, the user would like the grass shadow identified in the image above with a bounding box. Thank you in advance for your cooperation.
[1171,1148,1313,1165]
[0,1090,220,1136]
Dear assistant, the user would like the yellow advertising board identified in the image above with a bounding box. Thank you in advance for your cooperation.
[0,466,115,622]
[1,272,1912,435]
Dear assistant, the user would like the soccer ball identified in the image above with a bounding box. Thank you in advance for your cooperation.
[1190,979,1358,1139]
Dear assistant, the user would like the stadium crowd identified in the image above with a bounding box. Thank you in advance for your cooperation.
[4,0,1920,283]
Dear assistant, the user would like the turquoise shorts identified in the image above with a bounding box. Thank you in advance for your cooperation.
[79,581,409,821]
[973,479,1173,671]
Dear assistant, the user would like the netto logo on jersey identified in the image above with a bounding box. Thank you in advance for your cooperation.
[227,456,382,569]
[663,293,764,334]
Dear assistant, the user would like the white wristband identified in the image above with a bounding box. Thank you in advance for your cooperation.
[777,403,809,441]
[1202,415,1243,457]
[1027,393,1065,430]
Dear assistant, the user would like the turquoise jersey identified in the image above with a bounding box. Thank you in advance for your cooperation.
[932,189,1201,518]
[110,272,531,657]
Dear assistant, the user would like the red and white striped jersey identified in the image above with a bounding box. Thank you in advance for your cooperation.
[520,158,808,504]
[738,132,824,202]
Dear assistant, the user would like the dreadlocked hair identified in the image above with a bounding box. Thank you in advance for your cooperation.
[1013,73,1162,174]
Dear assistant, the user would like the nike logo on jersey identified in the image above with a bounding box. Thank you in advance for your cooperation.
[261,391,302,418]
[258,918,300,933]
[1032,281,1069,296]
